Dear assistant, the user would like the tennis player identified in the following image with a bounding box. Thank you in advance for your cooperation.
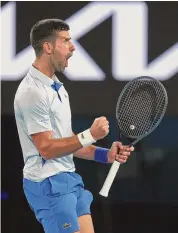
[14,19,134,233]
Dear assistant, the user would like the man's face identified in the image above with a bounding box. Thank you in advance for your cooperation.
[51,30,75,72]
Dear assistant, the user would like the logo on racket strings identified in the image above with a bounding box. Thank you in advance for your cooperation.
[130,125,135,130]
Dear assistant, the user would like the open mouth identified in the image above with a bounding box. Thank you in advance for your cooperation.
[65,54,73,67]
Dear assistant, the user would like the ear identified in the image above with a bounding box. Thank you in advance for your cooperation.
[43,42,53,55]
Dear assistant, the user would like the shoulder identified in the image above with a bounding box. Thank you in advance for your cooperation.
[15,77,48,109]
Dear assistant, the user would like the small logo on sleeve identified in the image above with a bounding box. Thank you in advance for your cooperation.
[63,223,72,229]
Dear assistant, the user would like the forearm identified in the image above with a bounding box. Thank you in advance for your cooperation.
[40,135,83,160]
[74,145,97,160]
[38,129,96,160]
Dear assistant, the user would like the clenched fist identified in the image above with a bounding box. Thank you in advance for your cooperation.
[90,116,109,140]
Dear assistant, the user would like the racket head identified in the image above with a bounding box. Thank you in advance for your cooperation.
[116,76,168,140]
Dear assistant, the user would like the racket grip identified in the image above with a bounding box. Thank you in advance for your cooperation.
[99,160,121,197]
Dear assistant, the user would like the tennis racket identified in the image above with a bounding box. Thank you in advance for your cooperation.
[99,76,168,197]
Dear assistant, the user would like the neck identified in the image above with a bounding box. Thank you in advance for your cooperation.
[33,56,55,79]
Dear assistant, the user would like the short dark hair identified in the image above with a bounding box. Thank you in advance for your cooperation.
[30,19,70,56]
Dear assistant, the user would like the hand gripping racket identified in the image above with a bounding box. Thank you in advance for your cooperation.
[99,76,168,197]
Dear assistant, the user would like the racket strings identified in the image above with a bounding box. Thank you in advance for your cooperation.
[119,89,155,136]
[148,81,167,126]
[116,78,167,138]
[118,83,155,133]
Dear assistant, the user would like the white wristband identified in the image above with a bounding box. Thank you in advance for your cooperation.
[77,129,96,147]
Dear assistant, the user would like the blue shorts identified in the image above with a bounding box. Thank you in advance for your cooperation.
[23,172,93,233]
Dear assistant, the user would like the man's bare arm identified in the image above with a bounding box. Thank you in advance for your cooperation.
[32,131,82,160]
[74,143,97,160]
[31,117,109,160]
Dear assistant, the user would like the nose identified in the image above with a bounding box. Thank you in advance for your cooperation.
[70,41,75,52]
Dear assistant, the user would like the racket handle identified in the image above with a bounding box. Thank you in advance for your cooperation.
[99,160,121,197]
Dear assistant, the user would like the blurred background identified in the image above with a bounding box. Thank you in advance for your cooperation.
[1,1,178,233]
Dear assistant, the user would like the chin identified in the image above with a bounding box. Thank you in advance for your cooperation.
[56,67,65,73]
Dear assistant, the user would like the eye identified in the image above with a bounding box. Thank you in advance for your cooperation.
[64,39,69,44]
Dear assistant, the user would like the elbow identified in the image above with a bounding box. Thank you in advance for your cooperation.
[40,152,50,160]
[39,147,52,160]
[39,147,60,160]
[40,150,50,160]
[37,140,54,160]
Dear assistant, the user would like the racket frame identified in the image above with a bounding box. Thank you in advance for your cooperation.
[99,76,168,197]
